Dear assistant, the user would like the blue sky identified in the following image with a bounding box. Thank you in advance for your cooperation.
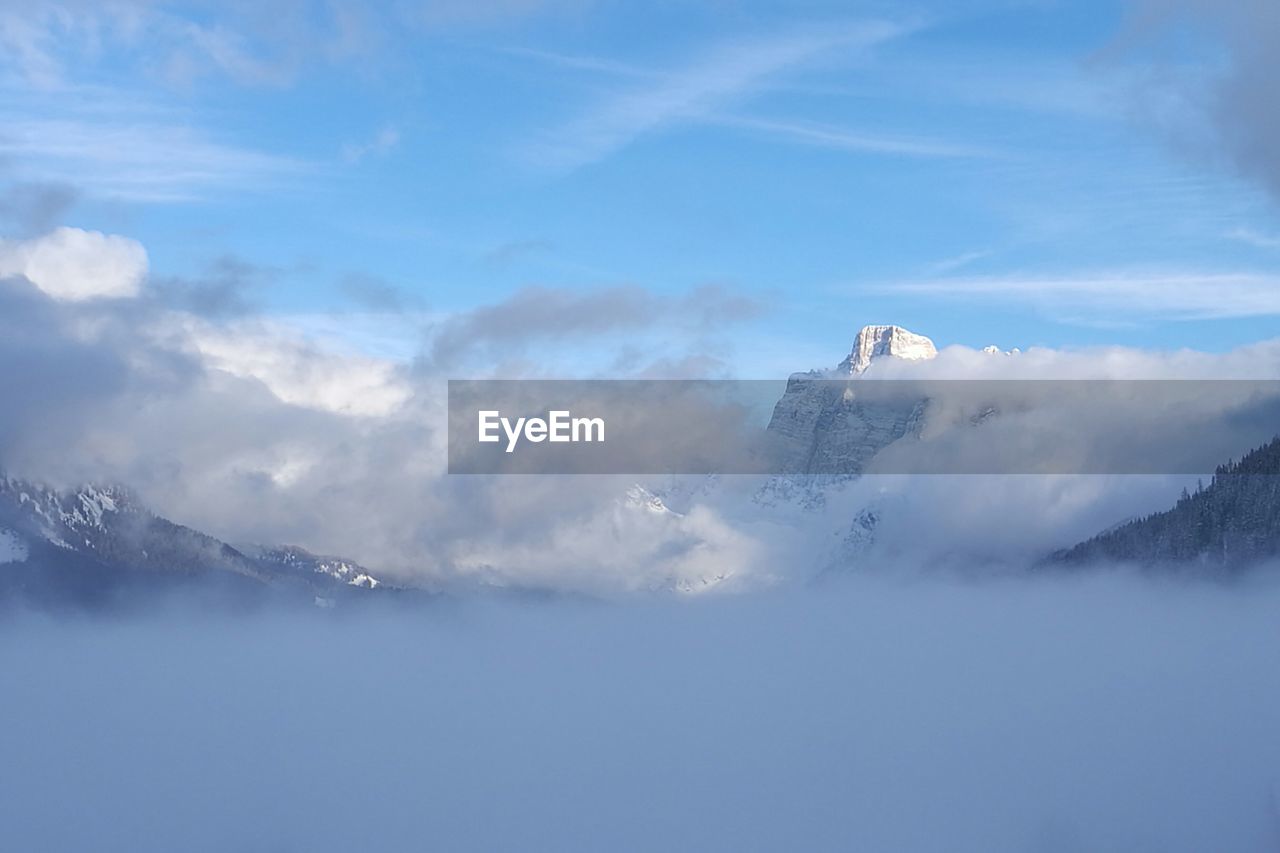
[5,0,1280,373]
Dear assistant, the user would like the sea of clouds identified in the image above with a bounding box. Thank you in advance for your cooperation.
[3,571,1279,852]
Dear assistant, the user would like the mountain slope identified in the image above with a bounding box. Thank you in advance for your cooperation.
[764,325,935,479]
[0,473,389,610]
[1053,436,1280,570]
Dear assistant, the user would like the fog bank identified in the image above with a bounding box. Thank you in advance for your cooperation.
[4,572,1280,852]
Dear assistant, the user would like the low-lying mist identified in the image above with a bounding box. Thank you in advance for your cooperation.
[4,570,1280,853]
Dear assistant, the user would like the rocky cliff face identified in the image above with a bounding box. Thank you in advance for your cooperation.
[765,325,936,476]
[839,325,938,375]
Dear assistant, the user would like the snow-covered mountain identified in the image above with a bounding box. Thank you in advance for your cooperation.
[0,473,389,610]
[250,545,383,590]
[839,324,938,375]
[638,325,946,587]
[764,325,936,478]
[4,323,1043,604]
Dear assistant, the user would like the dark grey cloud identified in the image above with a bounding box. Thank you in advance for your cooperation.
[427,283,767,368]
[0,270,433,577]
[0,277,130,454]
[0,274,204,471]
[429,285,657,366]
[619,351,734,379]
[149,255,272,318]
[338,272,418,312]
[482,239,554,267]
[684,282,765,327]
[1119,0,1280,200]
[0,182,77,236]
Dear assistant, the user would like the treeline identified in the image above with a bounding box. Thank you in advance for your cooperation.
[1053,435,1280,569]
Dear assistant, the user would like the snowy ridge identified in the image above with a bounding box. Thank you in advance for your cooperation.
[252,545,384,589]
[0,476,135,552]
[623,484,679,516]
[0,470,388,605]
[839,325,938,375]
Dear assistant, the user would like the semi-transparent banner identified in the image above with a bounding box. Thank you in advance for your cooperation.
[447,379,1280,475]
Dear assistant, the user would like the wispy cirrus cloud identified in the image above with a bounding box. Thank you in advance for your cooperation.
[0,1,308,89]
[924,249,994,275]
[1225,226,1280,250]
[497,45,662,80]
[341,125,401,163]
[0,1,583,91]
[520,21,917,172]
[880,268,1280,322]
[709,114,996,159]
[0,96,309,202]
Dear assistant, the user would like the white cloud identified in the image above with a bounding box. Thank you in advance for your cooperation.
[0,226,147,300]
[180,317,412,417]
[453,492,768,596]
[11,262,1280,593]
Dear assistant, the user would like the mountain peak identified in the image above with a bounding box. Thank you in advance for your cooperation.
[840,325,937,374]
